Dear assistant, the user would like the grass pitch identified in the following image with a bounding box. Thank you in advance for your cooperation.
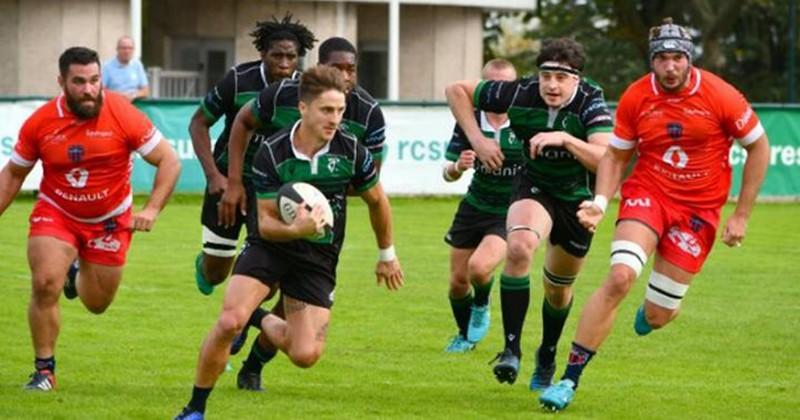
[0,195,798,419]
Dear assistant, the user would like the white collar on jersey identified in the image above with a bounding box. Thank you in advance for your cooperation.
[650,67,701,96]
[479,111,510,135]
[290,120,332,161]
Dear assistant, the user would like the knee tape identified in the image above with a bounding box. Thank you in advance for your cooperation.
[610,240,648,277]
[202,226,238,257]
[645,271,689,310]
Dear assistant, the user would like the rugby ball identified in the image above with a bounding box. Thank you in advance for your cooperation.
[276,182,334,238]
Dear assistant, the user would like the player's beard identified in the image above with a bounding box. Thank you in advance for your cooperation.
[657,67,690,93]
[66,88,103,119]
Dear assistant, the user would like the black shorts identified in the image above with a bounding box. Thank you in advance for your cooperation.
[444,200,507,249]
[511,176,593,258]
[231,241,337,309]
[200,184,258,257]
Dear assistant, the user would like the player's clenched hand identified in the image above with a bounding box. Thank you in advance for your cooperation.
[456,150,476,171]
[577,200,604,233]
[529,131,568,158]
[375,259,404,291]
[219,181,246,227]
[292,203,326,238]
[132,207,159,232]
[472,136,504,171]
[721,213,747,247]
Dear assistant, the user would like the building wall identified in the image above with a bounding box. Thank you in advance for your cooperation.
[145,0,358,70]
[400,5,482,100]
[0,0,128,96]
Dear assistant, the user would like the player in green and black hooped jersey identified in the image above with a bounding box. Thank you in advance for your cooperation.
[190,14,316,297]
[446,38,613,388]
[221,37,389,391]
[441,59,523,354]
[221,36,387,225]
[175,66,404,420]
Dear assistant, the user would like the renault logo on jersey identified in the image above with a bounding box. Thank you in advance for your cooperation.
[667,122,683,140]
[67,145,84,164]
[327,157,340,173]
[662,145,689,169]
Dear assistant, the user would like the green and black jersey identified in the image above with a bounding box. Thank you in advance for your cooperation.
[474,78,613,201]
[251,121,378,256]
[252,78,386,165]
[199,60,300,178]
[446,110,524,215]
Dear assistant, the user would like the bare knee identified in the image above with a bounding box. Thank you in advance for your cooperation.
[216,310,247,339]
[288,347,322,368]
[506,236,538,267]
[449,273,470,297]
[31,274,63,306]
[467,256,494,283]
[603,266,637,300]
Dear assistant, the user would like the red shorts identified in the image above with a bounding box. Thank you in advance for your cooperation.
[28,200,133,266]
[618,180,721,274]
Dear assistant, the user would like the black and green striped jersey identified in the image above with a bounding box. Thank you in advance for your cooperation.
[252,77,386,161]
[199,59,300,176]
[446,110,524,215]
[251,121,378,254]
[474,78,613,201]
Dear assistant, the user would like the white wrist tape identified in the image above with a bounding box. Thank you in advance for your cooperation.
[442,163,459,182]
[379,245,396,262]
[593,195,608,214]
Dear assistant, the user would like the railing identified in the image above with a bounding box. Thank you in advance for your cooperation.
[147,67,201,98]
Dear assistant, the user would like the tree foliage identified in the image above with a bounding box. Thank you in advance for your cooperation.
[484,0,799,102]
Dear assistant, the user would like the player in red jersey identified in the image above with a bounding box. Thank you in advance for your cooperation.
[539,18,770,411]
[0,47,181,391]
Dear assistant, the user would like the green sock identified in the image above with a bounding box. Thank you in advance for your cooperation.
[538,297,573,366]
[472,276,494,307]
[449,293,474,338]
[500,273,530,357]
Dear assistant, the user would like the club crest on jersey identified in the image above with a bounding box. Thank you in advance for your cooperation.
[327,157,340,173]
[667,227,702,257]
[667,122,683,140]
[689,215,704,233]
[67,145,85,164]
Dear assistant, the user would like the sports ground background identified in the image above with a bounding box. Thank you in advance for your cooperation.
[0,100,799,418]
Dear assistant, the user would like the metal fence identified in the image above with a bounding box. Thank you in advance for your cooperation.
[147,67,201,98]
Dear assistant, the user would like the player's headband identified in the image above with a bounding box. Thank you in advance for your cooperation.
[538,61,581,76]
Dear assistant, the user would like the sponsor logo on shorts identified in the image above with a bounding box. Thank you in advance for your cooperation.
[31,216,54,223]
[88,235,121,252]
[624,197,651,208]
[667,227,702,257]
[329,290,335,303]
[569,240,588,250]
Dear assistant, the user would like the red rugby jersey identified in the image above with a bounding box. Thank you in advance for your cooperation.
[12,91,162,221]
[611,68,764,209]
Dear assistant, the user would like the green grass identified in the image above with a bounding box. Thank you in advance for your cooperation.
[0,195,798,419]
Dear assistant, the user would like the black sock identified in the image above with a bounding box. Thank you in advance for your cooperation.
[472,276,494,307]
[538,297,573,366]
[188,386,212,413]
[500,273,530,357]
[449,293,474,338]
[242,337,277,374]
[35,356,55,373]
[247,307,269,329]
[562,341,596,388]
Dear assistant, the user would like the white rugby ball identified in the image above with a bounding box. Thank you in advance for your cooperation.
[276,182,334,238]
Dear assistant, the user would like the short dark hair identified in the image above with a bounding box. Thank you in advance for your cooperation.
[536,38,586,72]
[59,47,101,76]
[318,37,357,64]
[299,65,347,103]
[250,13,316,56]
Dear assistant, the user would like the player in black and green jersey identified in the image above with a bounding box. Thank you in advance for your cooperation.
[218,36,388,391]
[175,66,404,420]
[220,37,386,226]
[446,38,613,389]
[441,59,522,353]
[189,15,315,296]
